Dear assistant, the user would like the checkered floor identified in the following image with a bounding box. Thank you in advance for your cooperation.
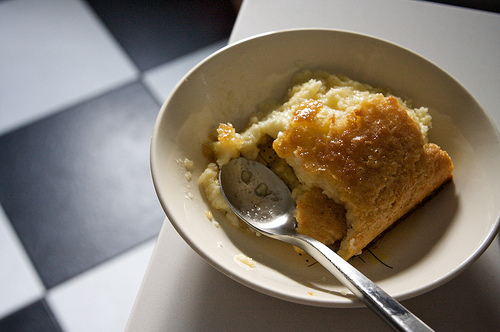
[1,1,498,331]
[0,0,236,331]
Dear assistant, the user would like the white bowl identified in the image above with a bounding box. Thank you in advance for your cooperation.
[150,29,500,307]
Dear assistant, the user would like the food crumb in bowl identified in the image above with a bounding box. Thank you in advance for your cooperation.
[217,241,223,248]
[234,253,255,269]
[308,292,315,296]
[178,158,195,181]
[204,210,220,227]
[184,188,194,200]
[340,289,350,296]
[183,158,194,170]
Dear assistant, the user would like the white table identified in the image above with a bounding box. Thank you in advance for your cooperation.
[126,1,500,331]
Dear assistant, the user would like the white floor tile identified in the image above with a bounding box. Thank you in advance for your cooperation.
[142,40,227,104]
[0,205,45,318]
[0,0,138,135]
[46,238,156,332]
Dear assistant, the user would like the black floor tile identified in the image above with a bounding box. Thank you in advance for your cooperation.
[0,300,62,332]
[421,0,500,12]
[0,81,165,289]
[85,0,237,71]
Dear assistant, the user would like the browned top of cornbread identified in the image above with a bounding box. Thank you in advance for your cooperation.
[274,95,453,259]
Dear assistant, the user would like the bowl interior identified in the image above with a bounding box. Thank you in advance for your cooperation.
[151,29,500,307]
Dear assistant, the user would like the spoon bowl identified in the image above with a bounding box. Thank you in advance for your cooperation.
[220,157,434,332]
[218,157,296,236]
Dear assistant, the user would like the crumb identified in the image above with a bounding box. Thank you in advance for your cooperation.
[205,210,213,220]
[183,184,194,200]
[217,241,223,248]
[234,254,255,269]
[183,158,194,170]
[179,158,194,182]
[340,289,350,296]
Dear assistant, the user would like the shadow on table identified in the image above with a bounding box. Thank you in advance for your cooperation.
[180,235,499,331]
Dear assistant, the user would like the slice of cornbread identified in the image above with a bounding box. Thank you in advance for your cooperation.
[273,94,453,259]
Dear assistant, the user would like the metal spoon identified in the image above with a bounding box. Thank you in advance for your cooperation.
[219,157,433,332]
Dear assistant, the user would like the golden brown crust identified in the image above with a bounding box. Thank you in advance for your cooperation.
[274,95,453,259]
[295,187,347,244]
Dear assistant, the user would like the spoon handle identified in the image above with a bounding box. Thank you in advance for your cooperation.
[290,234,434,332]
